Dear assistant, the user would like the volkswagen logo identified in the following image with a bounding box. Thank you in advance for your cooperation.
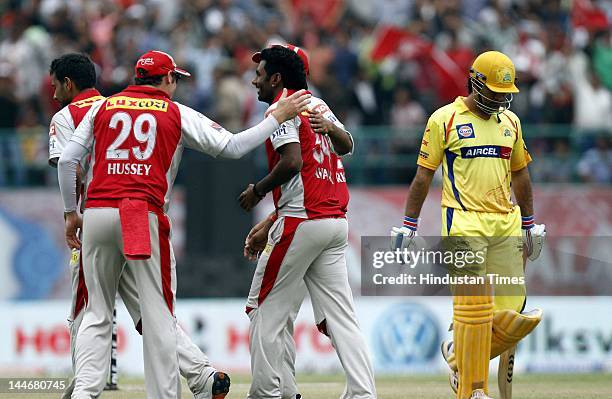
[373,303,440,367]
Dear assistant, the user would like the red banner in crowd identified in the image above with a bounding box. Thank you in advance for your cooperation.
[370,26,466,101]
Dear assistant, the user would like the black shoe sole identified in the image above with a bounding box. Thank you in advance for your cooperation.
[212,372,230,399]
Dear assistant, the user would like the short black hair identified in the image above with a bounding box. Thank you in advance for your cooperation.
[134,69,164,86]
[49,53,96,90]
[260,46,307,90]
[134,69,183,86]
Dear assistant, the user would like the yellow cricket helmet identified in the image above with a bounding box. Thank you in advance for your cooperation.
[469,51,518,115]
[470,50,519,93]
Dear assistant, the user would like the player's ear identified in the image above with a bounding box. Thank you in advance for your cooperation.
[166,71,175,85]
[271,72,282,88]
[63,77,72,91]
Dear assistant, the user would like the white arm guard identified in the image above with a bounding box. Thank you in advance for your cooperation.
[218,115,280,159]
[58,141,88,212]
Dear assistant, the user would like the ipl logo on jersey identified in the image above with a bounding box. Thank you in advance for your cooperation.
[456,123,475,139]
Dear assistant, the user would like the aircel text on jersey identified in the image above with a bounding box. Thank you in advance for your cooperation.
[107,162,152,176]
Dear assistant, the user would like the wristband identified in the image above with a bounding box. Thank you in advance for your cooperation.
[253,182,266,199]
[403,216,418,231]
[267,213,277,224]
[521,215,534,230]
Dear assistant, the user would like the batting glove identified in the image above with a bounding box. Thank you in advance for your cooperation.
[521,215,546,261]
[390,216,418,250]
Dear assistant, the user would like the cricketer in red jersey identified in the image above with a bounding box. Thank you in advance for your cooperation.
[49,52,240,399]
[240,45,376,399]
[57,50,310,399]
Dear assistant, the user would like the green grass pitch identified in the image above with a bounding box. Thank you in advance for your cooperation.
[4,373,611,398]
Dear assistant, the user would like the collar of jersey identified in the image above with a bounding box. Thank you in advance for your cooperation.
[272,88,311,104]
[124,85,171,99]
[453,96,471,114]
[71,88,102,103]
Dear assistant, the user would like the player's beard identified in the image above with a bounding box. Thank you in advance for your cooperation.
[258,87,274,104]
[57,92,71,107]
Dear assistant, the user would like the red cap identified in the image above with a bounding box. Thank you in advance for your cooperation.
[251,44,309,76]
[134,50,191,78]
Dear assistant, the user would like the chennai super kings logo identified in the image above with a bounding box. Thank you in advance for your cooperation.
[497,67,513,84]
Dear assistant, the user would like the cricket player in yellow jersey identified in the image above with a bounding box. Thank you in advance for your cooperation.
[391,51,546,399]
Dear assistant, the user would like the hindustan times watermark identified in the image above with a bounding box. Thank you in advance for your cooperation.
[372,272,524,286]
[360,236,612,296]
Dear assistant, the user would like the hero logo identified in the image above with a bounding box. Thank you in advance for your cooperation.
[372,303,440,367]
[15,325,127,355]
[137,58,155,66]
[456,123,475,139]
[461,145,511,159]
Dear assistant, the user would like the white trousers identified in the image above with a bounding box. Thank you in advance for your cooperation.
[64,250,212,398]
[72,208,192,398]
[246,217,376,399]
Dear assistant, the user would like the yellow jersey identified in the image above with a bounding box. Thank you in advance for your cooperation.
[417,97,531,213]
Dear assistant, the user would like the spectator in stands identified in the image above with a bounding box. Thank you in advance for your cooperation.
[0,63,25,186]
[570,52,612,131]
[213,60,247,133]
[351,68,382,125]
[332,30,358,88]
[16,100,47,185]
[390,87,425,129]
[0,11,49,104]
[548,139,575,183]
[0,0,610,186]
[0,63,18,128]
[592,30,612,91]
[577,137,612,184]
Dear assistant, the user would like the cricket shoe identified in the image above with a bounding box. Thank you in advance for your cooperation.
[470,389,494,399]
[441,340,458,393]
[195,370,231,399]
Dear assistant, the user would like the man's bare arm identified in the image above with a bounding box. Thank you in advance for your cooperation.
[238,142,302,211]
[327,125,353,155]
[308,111,353,155]
[256,142,303,194]
[511,166,534,217]
[404,166,436,218]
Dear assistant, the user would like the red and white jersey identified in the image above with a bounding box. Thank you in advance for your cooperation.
[48,88,105,166]
[70,85,234,212]
[265,91,352,219]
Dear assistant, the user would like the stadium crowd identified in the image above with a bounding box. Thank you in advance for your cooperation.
[0,0,610,186]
